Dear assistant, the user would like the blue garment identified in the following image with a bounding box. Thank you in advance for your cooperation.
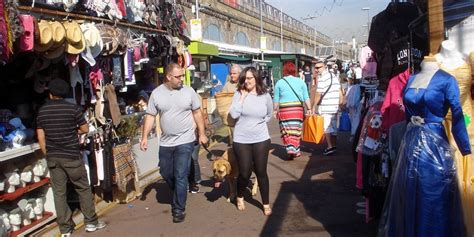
[273,76,309,104]
[379,70,469,237]
[158,142,194,216]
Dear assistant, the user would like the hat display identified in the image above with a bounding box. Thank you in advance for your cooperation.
[47,79,70,97]
[8,118,26,130]
[43,21,66,59]
[19,15,34,52]
[63,20,85,54]
[34,19,53,52]
[25,57,51,79]
[80,23,103,66]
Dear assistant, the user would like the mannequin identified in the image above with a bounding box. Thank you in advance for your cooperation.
[0,209,11,231]
[5,170,21,193]
[436,39,474,237]
[0,178,5,192]
[20,166,33,187]
[436,40,466,70]
[32,160,47,182]
[409,56,440,89]
[33,197,45,219]
[8,209,21,231]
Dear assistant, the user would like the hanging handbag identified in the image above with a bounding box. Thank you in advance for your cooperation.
[111,137,137,192]
[302,115,324,144]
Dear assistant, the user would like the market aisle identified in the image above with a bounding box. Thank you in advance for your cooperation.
[74,119,377,237]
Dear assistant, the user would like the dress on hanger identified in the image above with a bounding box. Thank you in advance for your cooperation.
[440,59,474,237]
[379,70,470,237]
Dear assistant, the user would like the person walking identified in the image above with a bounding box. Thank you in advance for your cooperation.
[273,61,312,159]
[36,79,106,236]
[314,61,342,156]
[140,63,208,223]
[229,66,273,216]
[222,64,242,93]
[188,93,207,194]
[303,65,312,94]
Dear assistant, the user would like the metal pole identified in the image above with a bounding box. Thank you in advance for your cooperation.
[280,8,283,52]
[195,0,199,19]
[260,1,264,60]
[302,28,305,54]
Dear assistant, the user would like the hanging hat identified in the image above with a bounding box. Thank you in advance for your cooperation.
[63,20,85,54]
[9,118,26,130]
[25,57,51,78]
[19,15,35,52]
[43,21,66,59]
[96,24,118,56]
[80,23,103,66]
[34,19,53,52]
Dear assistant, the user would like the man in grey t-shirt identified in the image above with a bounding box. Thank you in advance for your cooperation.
[140,63,208,223]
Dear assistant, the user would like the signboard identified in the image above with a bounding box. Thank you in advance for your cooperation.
[260,36,267,51]
[190,19,202,41]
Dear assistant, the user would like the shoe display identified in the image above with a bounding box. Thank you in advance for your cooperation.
[172,213,186,223]
[189,183,200,193]
[323,147,337,156]
[85,221,107,232]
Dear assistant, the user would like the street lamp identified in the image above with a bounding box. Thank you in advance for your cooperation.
[361,7,370,34]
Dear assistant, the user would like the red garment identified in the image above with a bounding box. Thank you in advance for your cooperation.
[381,69,410,130]
[116,0,127,19]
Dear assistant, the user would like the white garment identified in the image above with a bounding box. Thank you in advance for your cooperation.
[81,150,91,185]
[95,148,105,184]
[354,67,363,80]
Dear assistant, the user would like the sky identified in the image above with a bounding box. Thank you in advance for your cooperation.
[265,0,391,44]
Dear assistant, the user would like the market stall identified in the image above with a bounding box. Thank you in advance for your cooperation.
[0,0,189,235]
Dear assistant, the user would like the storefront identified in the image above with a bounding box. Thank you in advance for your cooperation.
[0,0,189,235]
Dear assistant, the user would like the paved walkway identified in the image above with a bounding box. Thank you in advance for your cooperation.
[74,119,377,237]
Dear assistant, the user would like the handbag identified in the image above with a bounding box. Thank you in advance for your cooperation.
[339,111,351,132]
[112,141,136,192]
[302,115,324,144]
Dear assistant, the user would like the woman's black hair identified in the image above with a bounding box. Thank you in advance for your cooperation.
[237,66,267,95]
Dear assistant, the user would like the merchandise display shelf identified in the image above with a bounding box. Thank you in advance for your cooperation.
[10,211,55,237]
[0,143,40,162]
[0,178,50,202]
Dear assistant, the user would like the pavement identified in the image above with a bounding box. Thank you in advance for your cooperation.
[72,119,378,237]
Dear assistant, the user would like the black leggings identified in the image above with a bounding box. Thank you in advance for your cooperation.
[233,139,271,205]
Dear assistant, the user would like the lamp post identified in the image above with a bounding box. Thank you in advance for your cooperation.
[361,7,370,34]
[260,1,264,60]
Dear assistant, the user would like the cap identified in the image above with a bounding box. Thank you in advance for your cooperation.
[48,79,69,97]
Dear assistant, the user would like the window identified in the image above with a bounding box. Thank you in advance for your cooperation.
[286,42,294,53]
[235,32,249,46]
[272,41,281,51]
[204,24,221,42]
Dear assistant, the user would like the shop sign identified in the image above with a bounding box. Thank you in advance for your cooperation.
[191,19,203,42]
[260,36,267,51]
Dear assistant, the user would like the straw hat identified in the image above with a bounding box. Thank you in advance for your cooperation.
[63,20,85,54]
[34,19,53,52]
[43,21,66,59]
[96,24,118,56]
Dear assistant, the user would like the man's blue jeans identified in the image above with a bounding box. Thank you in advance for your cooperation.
[159,142,194,216]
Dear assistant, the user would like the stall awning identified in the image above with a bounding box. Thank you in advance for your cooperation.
[280,54,297,60]
[211,55,252,64]
[188,41,219,56]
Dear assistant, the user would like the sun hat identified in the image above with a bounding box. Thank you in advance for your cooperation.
[34,19,53,52]
[43,21,66,59]
[25,57,51,78]
[63,20,85,54]
[80,22,103,66]
[19,15,34,52]
[47,78,70,97]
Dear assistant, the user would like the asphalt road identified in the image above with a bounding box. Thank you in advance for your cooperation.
[74,119,378,237]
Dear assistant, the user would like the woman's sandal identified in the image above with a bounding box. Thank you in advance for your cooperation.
[237,197,245,211]
[263,205,272,216]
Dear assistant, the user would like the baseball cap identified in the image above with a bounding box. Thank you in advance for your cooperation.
[47,79,70,97]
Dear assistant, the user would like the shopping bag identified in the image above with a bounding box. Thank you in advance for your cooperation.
[339,111,351,132]
[215,92,236,127]
[302,115,324,144]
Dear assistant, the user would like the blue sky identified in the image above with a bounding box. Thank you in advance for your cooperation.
[265,0,390,44]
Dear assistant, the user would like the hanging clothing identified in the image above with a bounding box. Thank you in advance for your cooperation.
[359,46,377,78]
[277,102,304,156]
[440,60,474,237]
[379,70,470,237]
[381,69,410,131]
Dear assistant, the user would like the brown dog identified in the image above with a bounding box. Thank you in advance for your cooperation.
[212,148,258,202]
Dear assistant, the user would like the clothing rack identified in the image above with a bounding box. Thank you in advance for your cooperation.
[17,6,167,33]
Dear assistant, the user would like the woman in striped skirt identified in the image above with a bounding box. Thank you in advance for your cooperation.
[273,61,313,159]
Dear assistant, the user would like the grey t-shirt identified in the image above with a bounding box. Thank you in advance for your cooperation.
[229,91,273,144]
[146,84,201,147]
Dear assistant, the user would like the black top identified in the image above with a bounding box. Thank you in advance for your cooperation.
[303,71,312,83]
[37,99,86,159]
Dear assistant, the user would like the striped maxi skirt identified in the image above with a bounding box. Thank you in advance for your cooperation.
[278,102,304,156]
